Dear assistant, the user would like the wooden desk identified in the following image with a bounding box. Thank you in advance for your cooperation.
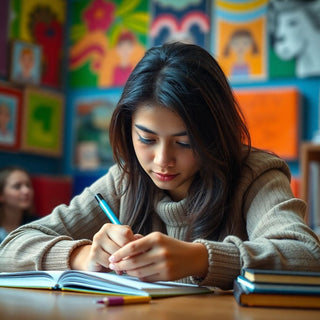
[0,287,320,320]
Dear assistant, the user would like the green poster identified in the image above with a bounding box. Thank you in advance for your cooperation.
[23,88,64,156]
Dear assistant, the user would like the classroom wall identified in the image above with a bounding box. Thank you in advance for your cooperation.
[0,0,67,175]
[0,0,320,197]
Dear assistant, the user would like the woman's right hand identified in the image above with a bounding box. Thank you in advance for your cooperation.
[70,223,139,272]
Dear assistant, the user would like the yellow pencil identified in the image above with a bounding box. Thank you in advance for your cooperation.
[96,296,151,306]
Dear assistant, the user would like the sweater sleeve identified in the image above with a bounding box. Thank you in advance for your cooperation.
[191,168,320,290]
[0,165,122,272]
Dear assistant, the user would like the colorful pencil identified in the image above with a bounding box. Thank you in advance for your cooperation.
[96,296,151,306]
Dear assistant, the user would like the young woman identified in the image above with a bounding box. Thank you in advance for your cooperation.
[0,43,319,289]
[0,166,36,243]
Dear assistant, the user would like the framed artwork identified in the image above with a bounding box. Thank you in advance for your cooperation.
[10,40,42,85]
[0,83,23,151]
[69,88,122,170]
[21,87,64,157]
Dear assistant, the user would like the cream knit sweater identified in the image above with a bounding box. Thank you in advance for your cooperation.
[1,150,320,289]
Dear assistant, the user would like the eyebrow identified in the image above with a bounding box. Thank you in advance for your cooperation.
[134,124,187,137]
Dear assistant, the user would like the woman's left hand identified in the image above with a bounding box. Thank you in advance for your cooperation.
[108,231,208,282]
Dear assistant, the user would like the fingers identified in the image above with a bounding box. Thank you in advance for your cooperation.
[109,247,150,271]
[109,232,159,264]
[134,233,144,240]
[109,247,159,280]
[106,224,136,247]
[87,223,135,272]
[108,232,168,278]
[87,237,111,271]
[109,248,173,282]
[106,232,207,282]
[93,224,134,252]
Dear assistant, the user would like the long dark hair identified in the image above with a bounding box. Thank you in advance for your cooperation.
[109,42,251,241]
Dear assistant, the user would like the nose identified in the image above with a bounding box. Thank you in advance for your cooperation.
[153,143,175,168]
[21,184,32,195]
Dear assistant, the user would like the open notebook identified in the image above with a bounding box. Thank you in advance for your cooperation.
[0,270,211,297]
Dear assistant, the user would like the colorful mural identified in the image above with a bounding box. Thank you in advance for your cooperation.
[69,0,149,88]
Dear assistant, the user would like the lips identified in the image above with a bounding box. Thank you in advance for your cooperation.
[153,172,178,182]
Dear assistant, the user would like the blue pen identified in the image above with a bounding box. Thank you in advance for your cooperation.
[94,193,121,225]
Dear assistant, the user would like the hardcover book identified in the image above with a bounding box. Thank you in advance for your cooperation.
[233,279,320,309]
[237,275,320,295]
[242,268,320,285]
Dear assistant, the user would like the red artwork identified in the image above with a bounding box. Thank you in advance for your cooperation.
[83,0,115,32]
[29,7,64,87]
[33,19,63,86]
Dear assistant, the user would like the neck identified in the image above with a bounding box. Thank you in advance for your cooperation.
[296,35,320,77]
[1,207,24,233]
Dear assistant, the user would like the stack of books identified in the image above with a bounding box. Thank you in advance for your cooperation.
[234,268,320,309]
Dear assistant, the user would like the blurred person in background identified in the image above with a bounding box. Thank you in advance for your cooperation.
[0,166,37,243]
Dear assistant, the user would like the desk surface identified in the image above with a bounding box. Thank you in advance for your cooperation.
[1,287,320,320]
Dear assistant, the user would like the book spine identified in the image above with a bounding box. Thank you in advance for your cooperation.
[233,279,248,306]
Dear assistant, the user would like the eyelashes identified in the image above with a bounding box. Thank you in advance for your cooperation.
[138,135,154,145]
[136,133,191,149]
[177,142,191,149]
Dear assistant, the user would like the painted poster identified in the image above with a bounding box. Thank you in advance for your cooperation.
[150,0,211,48]
[21,88,64,157]
[70,89,122,170]
[268,0,320,78]
[214,0,268,82]
[234,87,299,160]
[0,84,23,151]
[10,0,66,87]
[69,0,149,89]
[10,40,42,85]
